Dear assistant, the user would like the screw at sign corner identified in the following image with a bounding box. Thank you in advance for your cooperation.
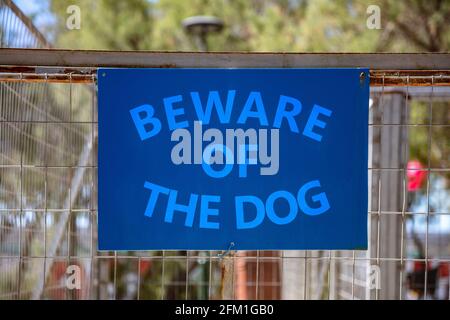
[102,72,106,77]
[360,71,366,81]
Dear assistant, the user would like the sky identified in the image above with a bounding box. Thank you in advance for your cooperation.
[13,0,158,37]
[14,0,55,29]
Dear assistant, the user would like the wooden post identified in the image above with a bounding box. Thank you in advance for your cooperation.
[221,252,235,299]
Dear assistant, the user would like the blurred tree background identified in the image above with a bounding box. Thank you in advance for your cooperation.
[47,0,449,200]
[47,0,450,52]
[3,0,446,299]
[46,0,449,298]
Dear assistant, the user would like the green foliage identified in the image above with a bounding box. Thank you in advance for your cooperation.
[43,0,449,299]
[48,0,450,52]
[47,0,449,173]
[50,0,154,50]
[409,100,450,169]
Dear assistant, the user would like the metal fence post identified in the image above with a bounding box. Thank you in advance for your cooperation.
[370,92,408,299]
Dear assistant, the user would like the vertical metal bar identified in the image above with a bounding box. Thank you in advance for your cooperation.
[185,251,189,300]
[280,250,283,300]
[375,74,385,301]
[113,251,117,300]
[67,73,73,300]
[328,250,332,300]
[399,75,410,300]
[351,251,356,300]
[399,176,406,300]
[330,251,337,300]
[232,253,236,299]
[273,254,277,300]
[90,204,94,299]
[376,178,381,300]
[42,73,48,299]
[208,250,213,299]
[424,76,434,299]
[255,250,260,299]
[90,75,95,299]
[161,250,165,300]
[17,73,23,300]
[137,257,141,300]
[304,251,308,300]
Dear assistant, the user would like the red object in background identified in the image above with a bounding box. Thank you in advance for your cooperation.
[439,263,449,278]
[407,160,427,192]
[139,260,152,274]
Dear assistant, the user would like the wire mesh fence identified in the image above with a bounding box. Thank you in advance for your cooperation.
[0,0,50,49]
[0,67,448,300]
[0,0,448,302]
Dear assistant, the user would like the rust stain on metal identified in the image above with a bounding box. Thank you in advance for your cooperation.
[0,68,449,86]
[0,65,96,83]
[369,70,450,86]
[220,255,235,300]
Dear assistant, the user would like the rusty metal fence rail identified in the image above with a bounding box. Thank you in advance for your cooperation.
[0,50,449,300]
